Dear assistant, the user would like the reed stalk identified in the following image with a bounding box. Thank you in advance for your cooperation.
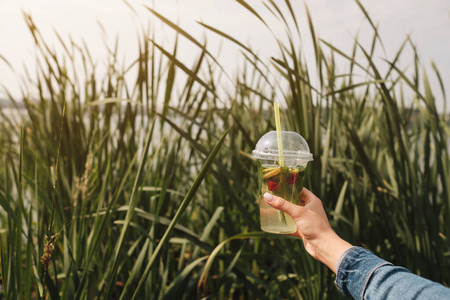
[0,1,448,299]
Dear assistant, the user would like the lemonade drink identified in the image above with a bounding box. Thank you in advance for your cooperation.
[258,164,305,233]
[252,131,312,234]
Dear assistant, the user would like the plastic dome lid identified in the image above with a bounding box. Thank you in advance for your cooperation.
[252,131,313,162]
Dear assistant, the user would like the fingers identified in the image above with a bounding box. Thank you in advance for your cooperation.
[301,187,312,200]
[301,188,319,207]
[264,188,322,219]
[264,192,300,215]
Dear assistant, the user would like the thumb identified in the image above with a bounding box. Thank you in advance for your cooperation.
[263,193,300,216]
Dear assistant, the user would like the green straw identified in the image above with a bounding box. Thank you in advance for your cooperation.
[273,102,287,226]
[274,102,285,167]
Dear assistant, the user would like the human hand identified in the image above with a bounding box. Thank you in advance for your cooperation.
[264,188,352,273]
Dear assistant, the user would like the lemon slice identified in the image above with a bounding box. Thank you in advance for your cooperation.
[262,167,281,179]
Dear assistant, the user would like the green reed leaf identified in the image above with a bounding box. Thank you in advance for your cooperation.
[130,127,230,300]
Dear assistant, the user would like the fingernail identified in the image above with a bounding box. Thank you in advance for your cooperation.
[264,193,274,202]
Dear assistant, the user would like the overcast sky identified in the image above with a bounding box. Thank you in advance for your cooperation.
[1,0,449,112]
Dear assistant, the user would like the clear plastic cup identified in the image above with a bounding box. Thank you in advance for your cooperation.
[252,131,313,234]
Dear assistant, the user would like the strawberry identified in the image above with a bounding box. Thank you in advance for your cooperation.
[286,173,298,184]
[267,181,280,191]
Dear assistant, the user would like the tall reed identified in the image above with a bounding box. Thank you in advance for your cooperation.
[0,1,448,299]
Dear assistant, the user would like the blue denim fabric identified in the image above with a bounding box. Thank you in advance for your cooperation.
[335,246,450,300]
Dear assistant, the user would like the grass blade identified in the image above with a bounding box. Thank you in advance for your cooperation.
[130,127,230,299]
[104,119,156,298]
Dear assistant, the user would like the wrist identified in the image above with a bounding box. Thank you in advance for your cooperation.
[315,231,353,273]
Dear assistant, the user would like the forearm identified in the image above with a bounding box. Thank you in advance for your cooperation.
[335,247,450,300]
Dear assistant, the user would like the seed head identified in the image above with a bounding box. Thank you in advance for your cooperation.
[40,233,59,271]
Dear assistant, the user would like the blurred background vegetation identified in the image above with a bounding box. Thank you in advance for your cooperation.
[0,1,449,299]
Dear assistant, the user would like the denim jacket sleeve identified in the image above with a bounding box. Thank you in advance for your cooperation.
[335,246,450,300]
